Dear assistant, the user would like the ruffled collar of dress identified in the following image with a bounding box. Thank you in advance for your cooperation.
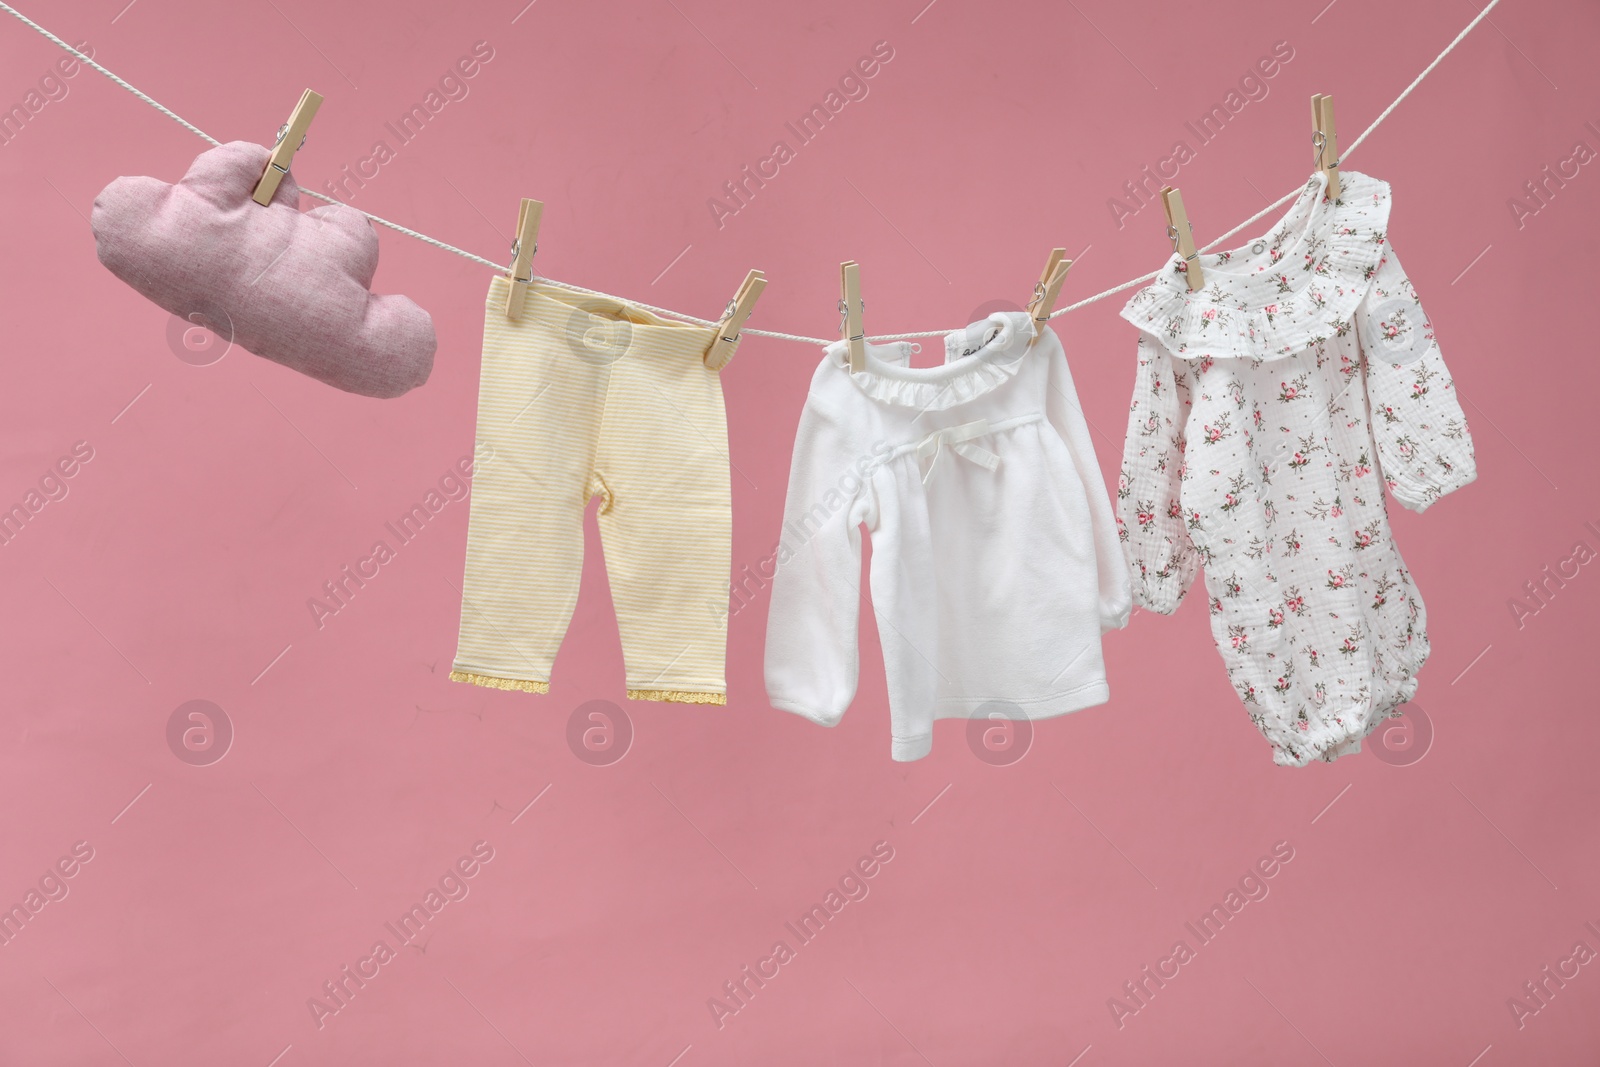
[823,310,1034,410]
[1118,169,1392,363]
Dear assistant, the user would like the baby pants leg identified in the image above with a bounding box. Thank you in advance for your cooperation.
[450,277,605,691]
[592,306,731,704]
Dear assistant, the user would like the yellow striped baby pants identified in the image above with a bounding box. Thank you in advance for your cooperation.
[450,277,731,704]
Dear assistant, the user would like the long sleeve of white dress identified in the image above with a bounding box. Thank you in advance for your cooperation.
[1047,349,1134,631]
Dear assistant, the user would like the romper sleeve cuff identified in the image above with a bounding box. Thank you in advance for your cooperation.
[1131,567,1191,616]
[1388,448,1477,514]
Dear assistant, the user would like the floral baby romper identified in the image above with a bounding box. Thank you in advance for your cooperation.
[1116,169,1476,766]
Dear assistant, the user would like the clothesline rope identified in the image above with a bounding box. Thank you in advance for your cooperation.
[2,0,1499,346]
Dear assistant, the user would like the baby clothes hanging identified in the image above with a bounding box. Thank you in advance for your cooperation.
[765,311,1130,760]
[1116,169,1475,766]
[450,277,733,705]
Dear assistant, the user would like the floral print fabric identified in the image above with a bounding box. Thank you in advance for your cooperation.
[1116,169,1476,766]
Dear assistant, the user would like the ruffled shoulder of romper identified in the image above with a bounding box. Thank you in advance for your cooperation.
[1117,170,1393,364]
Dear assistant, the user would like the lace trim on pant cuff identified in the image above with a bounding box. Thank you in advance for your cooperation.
[627,688,726,705]
[450,669,549,694]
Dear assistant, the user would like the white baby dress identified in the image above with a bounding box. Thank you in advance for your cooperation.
[764,312,1130,760]
[1116,169,1475,766]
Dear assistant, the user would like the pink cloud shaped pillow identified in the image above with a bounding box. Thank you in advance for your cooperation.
[92,140,435,399]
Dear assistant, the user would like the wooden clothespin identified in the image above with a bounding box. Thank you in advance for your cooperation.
[1311,93,1342,201]
[1026,248,1072,345]
[839,261,865,372]
[704,269,766,369]
[252,89,322,206]
[1160,187,1203,292]
[505,198,544,319]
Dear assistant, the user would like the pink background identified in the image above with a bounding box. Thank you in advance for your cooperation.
[2,0,1597,1063]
